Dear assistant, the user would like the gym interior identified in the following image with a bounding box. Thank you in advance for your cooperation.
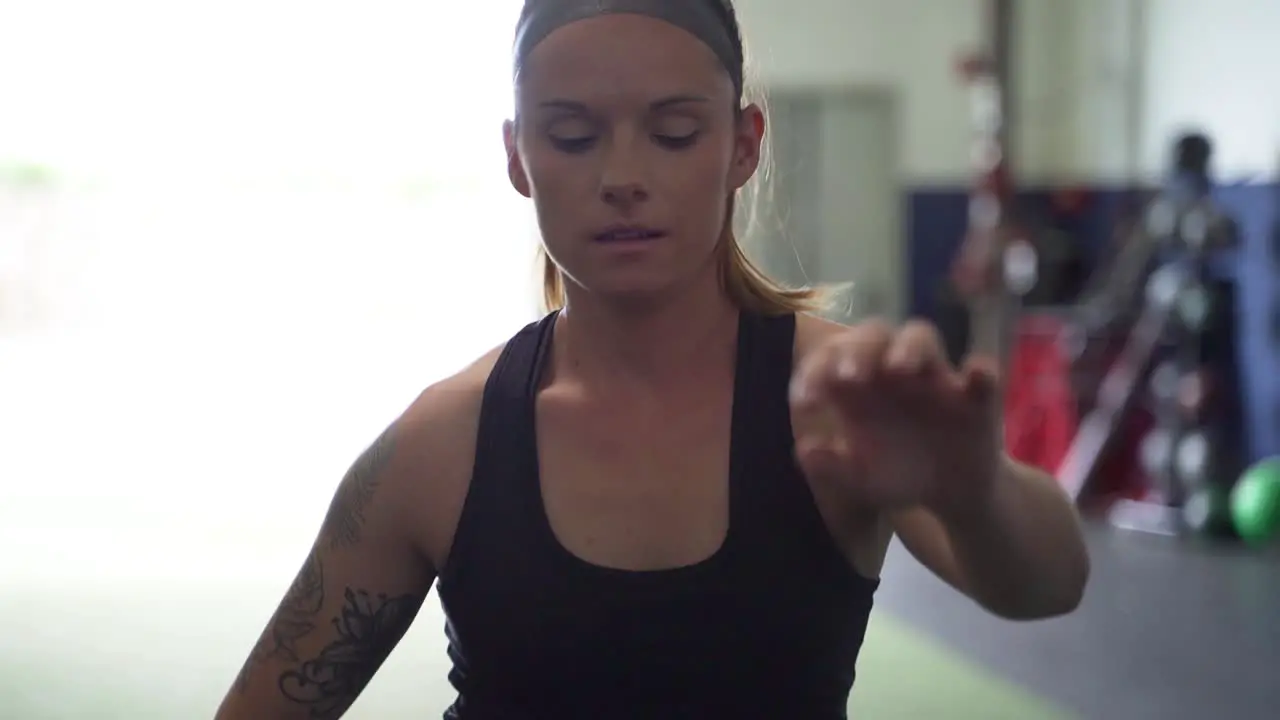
[2,0,1278,717]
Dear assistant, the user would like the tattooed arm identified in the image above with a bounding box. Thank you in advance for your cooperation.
[216,398,442,720]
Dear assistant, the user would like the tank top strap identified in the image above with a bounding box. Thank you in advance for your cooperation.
[441,311,557,585]
[727,308,793,520]
[735,310,797,423]
[486,310,559,403]
[727,311,846,566]
[728,311,797,503]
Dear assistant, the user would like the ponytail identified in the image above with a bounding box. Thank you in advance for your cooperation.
[539,245,567,313]
[716,195,823,315]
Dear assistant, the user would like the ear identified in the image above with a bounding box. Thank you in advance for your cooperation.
[504,119,532,198]
[727,103,765,191]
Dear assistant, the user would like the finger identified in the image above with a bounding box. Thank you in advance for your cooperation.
[815,322,899,420]
[790,321,894,407]
[789,344,847,449]
[789,341,836,409]
[790,351,854,476]
[960,354,1001,404]
[789,392,845,452]
[795,430,864,483]
[884,320,948,377]
[829,319,895,385]
[965,293,1010,362]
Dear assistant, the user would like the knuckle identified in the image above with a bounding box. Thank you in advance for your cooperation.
[902,319,939,339]
[853,318,895,346]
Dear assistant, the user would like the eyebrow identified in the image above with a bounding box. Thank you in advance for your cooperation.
[537,94,711,112]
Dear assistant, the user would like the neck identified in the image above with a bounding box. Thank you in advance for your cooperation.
[555,271,739,390]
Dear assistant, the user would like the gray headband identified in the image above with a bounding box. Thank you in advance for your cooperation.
[513,0,743,98]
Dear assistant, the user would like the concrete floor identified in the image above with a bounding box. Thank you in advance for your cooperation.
[878,523,1280,720]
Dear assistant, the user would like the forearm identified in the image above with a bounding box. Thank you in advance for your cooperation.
[939,456,1090,619]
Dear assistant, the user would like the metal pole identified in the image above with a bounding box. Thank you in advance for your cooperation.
[961,0,1020,369]
[992,0,1015,169]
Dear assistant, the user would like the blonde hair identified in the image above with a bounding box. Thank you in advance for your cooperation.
[535,99,823,316]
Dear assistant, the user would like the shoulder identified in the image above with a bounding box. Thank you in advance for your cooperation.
[385,342,509,570]
[402,346,503,462]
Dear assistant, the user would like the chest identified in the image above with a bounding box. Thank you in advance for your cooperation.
[534,384,734,572]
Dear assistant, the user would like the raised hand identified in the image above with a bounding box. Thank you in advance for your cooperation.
[789,320,1003,516]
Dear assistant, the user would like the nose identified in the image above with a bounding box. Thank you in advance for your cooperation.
[601,181,649,208]
[599,138,650,208]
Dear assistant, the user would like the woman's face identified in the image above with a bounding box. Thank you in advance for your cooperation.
[506,13,764,305]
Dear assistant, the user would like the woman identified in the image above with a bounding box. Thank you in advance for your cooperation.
[217,1,1089,718]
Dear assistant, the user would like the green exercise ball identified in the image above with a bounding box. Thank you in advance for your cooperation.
[1230,458,1280,544]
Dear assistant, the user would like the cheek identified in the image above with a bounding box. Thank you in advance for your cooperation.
[521,153,587,225]
[668,150,733,232]
[673,153,731,193]
[521,146,580,196]
[523,167,591,265]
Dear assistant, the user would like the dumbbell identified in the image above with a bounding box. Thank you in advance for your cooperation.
[1173,428,1215,488]
[1142,426,1219,493]
[1149,361,1213,419]
[1145,264,1185,313]
[1176,369,1213,419]
[1144,198,1178,240]
[1181,201,1238,252]
[1182,484,1233,536]
[1139,427,1178,498]
[1179,206,1210,251]
[1149,361,1180,405]
[1176,282,1216,332]
[1003,239,1039,297]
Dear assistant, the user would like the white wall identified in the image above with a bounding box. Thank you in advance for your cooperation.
[1009,0,1077,183]
[736,0,984,183]
[759,90,903,317]
[1139,0,1280,180]
[15,0,1242,190]
[737,0,1148,186]
[740,0,1279,183]
[1056,0,1148,183]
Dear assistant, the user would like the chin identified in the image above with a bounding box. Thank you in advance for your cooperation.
[590,284,675,309]
[564,254,718,310]
[577,276,685,309]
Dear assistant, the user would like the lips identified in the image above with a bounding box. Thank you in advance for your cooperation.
[594,226,666,243]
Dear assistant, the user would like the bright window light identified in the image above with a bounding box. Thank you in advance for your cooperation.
[0,1,536,586]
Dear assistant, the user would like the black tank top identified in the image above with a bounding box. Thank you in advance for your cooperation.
[437,310,879,719]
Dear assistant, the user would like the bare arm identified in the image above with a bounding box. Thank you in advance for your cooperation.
[892,455,1090,620]
[792,314,1088,619]
[216,416,435,719]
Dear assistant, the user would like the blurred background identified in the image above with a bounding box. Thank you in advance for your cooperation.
[1,0,1278,718]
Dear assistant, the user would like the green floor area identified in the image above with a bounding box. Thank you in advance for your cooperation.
[854,614,1072,719]
[1,594,1068,719]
